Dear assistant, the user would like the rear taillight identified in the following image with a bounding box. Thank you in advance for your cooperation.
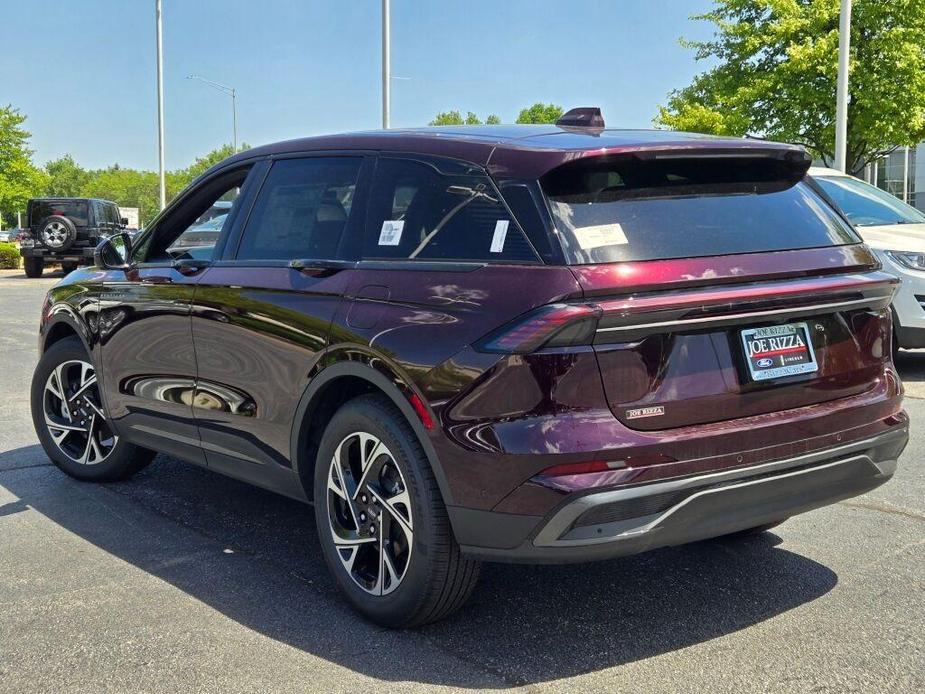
[474,303,601,354]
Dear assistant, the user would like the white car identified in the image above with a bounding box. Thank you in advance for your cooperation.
[809,166,925,351]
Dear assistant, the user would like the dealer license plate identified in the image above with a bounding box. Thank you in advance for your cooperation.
[740,322,818,381]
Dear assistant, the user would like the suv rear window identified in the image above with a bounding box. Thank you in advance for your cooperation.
[30,200,89,227]
[541,156,860,264]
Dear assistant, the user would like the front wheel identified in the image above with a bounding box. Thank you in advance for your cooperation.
[23,256,44,278]
[314,394,480,628]
[31,336,155,481]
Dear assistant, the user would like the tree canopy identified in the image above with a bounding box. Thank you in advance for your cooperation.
[0,102,250,227]
[429,110,500,125]
[656,0,925,173]
[42,143,249,226]
[0,105,48,226]
[427,104,566,126]
[515,103,564,124]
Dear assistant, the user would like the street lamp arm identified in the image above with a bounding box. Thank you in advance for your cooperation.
[186,74,235,96]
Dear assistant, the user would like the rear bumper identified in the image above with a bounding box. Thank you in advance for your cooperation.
[454,426,907,563]
[20,246,96,261]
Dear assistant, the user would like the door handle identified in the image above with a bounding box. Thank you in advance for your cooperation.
[289,258,356,275]
[173,259,212,276]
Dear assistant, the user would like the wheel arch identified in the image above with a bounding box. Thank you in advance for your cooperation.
[42,312,91,355]
[290,358,453,507]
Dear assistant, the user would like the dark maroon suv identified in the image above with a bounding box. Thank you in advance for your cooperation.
[31,110,907,627]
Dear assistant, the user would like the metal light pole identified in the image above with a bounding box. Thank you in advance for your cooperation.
[187,75,237,150]
[834,0,852,172]
[382,0,390,129]
[155,0,166,209]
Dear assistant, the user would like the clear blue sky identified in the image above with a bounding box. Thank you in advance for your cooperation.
[1,1,715,171]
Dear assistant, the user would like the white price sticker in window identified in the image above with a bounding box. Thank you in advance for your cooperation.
[490,220,509,253]
[378,220,404,246]
[573,223,628,249]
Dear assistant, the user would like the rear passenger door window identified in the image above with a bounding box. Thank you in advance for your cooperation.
[235,157,361,261]
[363,157,538,263]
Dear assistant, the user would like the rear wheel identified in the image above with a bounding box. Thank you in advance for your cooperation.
[31,337,155,481]
[23,257,44,278]
[314,394,480,628]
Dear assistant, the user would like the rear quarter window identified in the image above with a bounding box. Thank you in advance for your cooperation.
[363,157,539,263]
[541,156,860,264]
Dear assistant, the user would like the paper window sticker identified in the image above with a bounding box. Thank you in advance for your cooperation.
[490,220,509,253]
[573,223,628,249]
[378,220,404,246]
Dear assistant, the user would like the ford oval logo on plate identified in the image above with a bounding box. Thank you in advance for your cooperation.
[756,357,774,368]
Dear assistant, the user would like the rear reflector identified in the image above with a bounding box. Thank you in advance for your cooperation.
[409,392,434,430]
[537,460,619,477]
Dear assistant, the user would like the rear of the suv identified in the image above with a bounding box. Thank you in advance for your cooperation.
[447,141,906,562]
[32,122,906,628]
[20,197,124,277]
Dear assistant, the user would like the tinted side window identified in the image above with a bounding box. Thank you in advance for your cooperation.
[364,158,538,263]
[236,157,361,261]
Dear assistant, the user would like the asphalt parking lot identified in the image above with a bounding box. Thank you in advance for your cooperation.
[0,267,922,694]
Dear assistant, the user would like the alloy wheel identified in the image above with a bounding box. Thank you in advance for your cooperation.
[326,432,413,596]
[42,221,69,248]
[43,359,117,465]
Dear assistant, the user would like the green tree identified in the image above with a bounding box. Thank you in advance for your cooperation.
[429,110,501,125]
[177,143,248,185]
[655,0,925,173]
[45,155,90,197]
[0,105,47,226]
[515,102,564,124]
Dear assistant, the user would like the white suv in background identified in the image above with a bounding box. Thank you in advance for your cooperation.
[809,166,925,351]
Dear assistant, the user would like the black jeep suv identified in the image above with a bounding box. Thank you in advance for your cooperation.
[20,197,127,277]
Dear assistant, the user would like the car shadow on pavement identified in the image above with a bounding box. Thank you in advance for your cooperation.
[2,446,838,688]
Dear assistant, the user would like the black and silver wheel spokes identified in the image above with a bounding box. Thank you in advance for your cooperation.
[43,359,117,465]
[327,432,413,596]
[43,222,68,248]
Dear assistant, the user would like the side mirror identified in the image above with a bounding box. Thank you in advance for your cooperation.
[120,217,129,227]
[94,232,135,270]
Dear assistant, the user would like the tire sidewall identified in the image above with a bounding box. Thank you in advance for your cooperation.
[313,396,440,626]
[23,257,44,278]
[31,337,136,481]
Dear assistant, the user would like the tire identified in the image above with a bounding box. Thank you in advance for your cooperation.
[39,215,78,252]
[314,393,480,628]
[31,336,155,482]
[23,256,44,278]
[61,262,79,274]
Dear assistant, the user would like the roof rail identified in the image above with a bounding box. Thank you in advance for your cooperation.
[556,107,605,129]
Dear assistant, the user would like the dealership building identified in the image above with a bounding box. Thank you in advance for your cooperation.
[864,143,925,212]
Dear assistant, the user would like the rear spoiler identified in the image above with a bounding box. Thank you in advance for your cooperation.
[488,140,812,180]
